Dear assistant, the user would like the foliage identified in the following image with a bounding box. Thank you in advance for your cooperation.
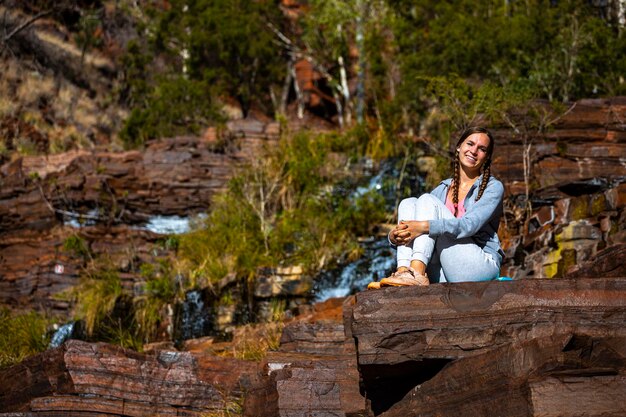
[69,254,179,348]
[118,0,286,146]
[63,234,91,260]
[0,308,52,368]
[388,0,626,127]
[300,0,396,125]
[134,259,178,343]
[119,76,224,148]
[72,261,124,337]
[178,129,389,286]
[226,321,283,361]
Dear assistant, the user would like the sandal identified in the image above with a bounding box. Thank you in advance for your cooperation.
[367,281,382,290]
[380,267,429,287]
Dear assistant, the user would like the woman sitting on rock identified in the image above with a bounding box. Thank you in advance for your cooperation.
[369,126,504,288]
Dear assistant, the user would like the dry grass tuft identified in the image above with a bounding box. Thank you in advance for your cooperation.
[225,321,284,361]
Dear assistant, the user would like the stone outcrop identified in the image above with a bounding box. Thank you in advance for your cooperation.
[1,137,234,234]
[0,339,260,416]
[491,97,626,194]
[0,121,280,317]
[500,179,626,279]
[349,278,626,416]
[2,278,626,416]
[0,225,165,312]
[245,296,371,417]
[491,97,626,279]
[0,120,281,234]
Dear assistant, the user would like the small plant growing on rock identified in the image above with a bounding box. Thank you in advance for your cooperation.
[134,259,178,343]
[0,308,53,368]
[73,262,124,337]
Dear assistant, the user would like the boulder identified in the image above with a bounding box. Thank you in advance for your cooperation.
[350,278,626,414]
[245,296,372,417]
[381,334,626,417]
[0,339,260,416]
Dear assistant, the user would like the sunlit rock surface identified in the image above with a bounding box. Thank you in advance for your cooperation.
[2,278,626,416]
[0,339,261,416]
[349,278,626,416]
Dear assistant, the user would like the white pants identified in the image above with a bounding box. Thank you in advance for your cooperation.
[396,194,499,283]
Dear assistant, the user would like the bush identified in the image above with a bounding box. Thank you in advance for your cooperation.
[0,308,52,368]
[178,129,391,285]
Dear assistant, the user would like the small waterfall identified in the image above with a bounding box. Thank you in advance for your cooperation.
[65,210,207,235]
[175,290,213,342]
[144,215,193,234]
[48,321,75,348]
[314,238,396,301]
[314,158,424,301]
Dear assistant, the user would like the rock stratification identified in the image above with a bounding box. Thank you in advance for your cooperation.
[2,278,625,416]
[349,278,626,416]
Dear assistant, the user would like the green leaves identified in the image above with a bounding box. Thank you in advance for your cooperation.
[119,0,286,147]
[0,308,52,368]
[178,130,388,284]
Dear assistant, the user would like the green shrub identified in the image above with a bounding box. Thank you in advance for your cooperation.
[73,265,123,337]
[119,76,224,148]
[134,259,178,343]
[63,234,91,260]
[179,129,391,284]
[0,308,52,368]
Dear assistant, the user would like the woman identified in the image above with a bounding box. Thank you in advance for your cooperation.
[369,126,504,288]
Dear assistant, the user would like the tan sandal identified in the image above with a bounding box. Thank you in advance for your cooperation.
[367,281,382,290]
[380,267,429,287]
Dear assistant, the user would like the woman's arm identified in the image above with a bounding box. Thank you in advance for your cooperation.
[429,179,504,239]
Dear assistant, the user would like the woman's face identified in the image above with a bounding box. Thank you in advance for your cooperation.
[457,133,490,172]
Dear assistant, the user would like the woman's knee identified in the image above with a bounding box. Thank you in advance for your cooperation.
[398,197,419,211]
[398,194,438,212]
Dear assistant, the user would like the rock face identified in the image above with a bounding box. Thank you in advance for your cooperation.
[0,225,166,312]
[244,296,371,417]
[349,278,626,416]
[2,278,626,416]
[0,121,280,318]
[488,97,626,280]
[0,339,261,416]
[491,97,626,194]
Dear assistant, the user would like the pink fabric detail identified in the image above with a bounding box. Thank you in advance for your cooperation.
[445,193,466,218]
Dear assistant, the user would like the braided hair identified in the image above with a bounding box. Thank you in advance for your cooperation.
[451,127,495,217]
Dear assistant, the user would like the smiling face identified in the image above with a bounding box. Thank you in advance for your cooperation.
[457,132,491,173]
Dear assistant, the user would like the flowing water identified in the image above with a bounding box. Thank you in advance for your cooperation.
[314,158,424,302]
[49,321,76,348]
[175,290,213,342]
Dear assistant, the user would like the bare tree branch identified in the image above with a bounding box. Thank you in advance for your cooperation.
[1,8,53,45]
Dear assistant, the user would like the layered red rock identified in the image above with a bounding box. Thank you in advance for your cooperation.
[245,296,372,417]
[0,340,260,416]
[0,125,281,234]
[491,97,626,194]
[350,278,626,366]
[381,334,626,417]
[349,278,626,416]
[0,225,166,312]
[3,278,626,416]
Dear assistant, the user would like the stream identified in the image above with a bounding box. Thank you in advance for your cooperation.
[51,157,424,344]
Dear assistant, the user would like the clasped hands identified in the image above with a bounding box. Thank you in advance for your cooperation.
[389,220,428,246]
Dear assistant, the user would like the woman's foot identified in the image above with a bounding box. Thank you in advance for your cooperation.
[367,281,382,290]
[380,267,429,287]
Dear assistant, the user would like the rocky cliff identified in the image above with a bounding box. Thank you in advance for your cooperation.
[2,278,625,416]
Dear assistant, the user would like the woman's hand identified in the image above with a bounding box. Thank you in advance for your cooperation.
[390,221,428,245]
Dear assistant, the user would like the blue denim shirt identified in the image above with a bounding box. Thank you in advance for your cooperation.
[429,175,504,266]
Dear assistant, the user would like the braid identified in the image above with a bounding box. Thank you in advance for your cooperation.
[476,161,491,202]
[452,151,460,216]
